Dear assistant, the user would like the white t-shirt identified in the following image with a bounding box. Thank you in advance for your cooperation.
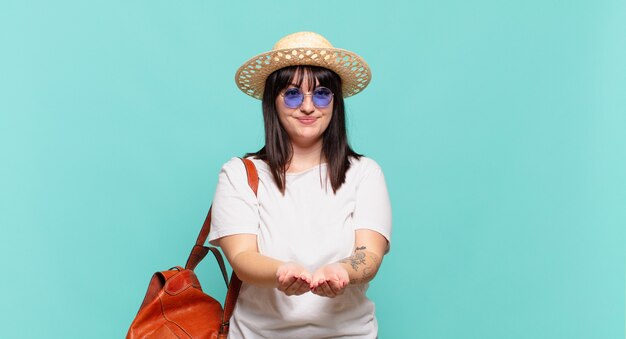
[208,156,392,339]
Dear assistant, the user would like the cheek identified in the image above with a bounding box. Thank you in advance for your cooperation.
[321,112,333,130]
[274,100,290,125]
[323,108,333,121]
[275,96,282,109]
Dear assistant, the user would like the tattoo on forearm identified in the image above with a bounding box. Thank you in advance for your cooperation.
[338,249,381,284]
[362,267,373,282]
[339,252,366,271]
[350,263,374,284]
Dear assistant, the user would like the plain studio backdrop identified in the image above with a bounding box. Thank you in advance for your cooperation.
[0,1,624,338]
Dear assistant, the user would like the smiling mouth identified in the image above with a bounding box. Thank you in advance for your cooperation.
[297,117,317,125]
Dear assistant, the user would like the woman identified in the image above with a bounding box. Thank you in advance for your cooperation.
[209,31,392,338]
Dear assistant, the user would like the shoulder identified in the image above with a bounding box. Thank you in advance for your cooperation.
[348,156,385,176]
[221,157,246,172]
[215,157,259,196]
[220,156,270,182]
[244,156,270,171]
[345,156,387,188]
[218,157,252,182]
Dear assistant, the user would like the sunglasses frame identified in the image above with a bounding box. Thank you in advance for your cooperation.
[279,86,334,109]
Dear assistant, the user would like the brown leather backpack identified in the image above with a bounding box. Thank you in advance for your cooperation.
[127,158,258,339]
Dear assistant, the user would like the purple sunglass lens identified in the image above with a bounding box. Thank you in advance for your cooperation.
[312,87,333,107]
[283,88,303,108]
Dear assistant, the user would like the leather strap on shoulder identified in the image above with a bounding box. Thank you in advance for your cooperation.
[241,157,259,195]
[185,158,258,289]
[220,157,258,335]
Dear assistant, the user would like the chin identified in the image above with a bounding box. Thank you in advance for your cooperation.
[294,133,324,143]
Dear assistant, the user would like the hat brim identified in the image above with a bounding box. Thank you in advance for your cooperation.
[235,47,371,99]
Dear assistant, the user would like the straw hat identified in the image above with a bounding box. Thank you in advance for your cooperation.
[234,31,371,99]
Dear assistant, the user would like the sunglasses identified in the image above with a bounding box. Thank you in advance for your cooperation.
[279,86,334,109]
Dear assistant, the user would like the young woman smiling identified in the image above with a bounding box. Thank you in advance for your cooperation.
[208,32,392,338]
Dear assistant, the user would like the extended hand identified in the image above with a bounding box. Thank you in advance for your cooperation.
[276,262,312,296]
[310,263,350,298]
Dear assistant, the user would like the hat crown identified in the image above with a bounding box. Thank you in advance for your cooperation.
[272,32,334,50]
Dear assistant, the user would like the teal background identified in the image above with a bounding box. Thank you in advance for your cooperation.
[1,0,624,338]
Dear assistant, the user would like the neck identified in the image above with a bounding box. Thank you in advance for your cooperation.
[287,138,325,173]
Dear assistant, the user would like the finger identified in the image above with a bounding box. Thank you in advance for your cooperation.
[310,277,321,293]
[277,268,294,283]
[328,279,345,295]
[310,277,325,290]
[310,281,324,296]
[276,272,287,285]
[318,281,336,298]
[298,272,312,284]
[276,265,292,280]
[294,278,311,295]
[286,278,307,295]
[289,277,310,294]
[278,275,298,292]
[311,286,322,296]
[290,278,308,295]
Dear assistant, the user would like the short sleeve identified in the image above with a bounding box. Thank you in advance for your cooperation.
[352,159,392,247]
[208,157,260,246]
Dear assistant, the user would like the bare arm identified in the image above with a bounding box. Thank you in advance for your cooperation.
[311,229,388,297]
[338,229,387,284]
[218,234,312,295]
[218,234,280,287]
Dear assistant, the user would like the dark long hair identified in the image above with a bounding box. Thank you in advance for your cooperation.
[245,66,361,194]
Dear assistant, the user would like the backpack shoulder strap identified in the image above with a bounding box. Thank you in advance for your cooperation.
[220,157,258,335]
[220,158,259,334]
[184,158,259,288]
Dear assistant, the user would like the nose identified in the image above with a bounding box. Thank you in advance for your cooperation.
[299,95,315,114]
